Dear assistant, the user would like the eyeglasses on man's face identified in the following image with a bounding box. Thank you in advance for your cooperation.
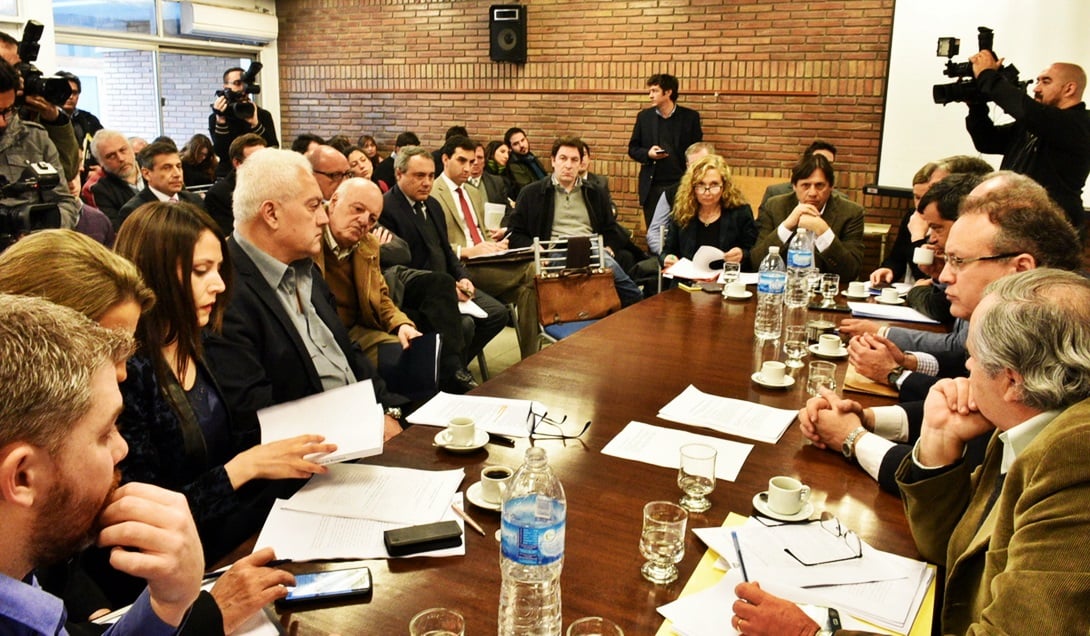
[314,169,353,183]
[944,252,1020,273]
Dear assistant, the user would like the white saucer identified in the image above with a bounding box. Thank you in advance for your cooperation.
[434,428,489,453]
[843,292,869,300]
[808,343,848,359]
[877,297,905,305]
[752,492,814,522]
[751,372,795,389]
[466,482,501,511]
[725,291,753,300]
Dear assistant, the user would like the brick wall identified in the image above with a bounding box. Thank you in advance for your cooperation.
[161,53,244,145]
[100,50,159,140]
[276,0,908,270]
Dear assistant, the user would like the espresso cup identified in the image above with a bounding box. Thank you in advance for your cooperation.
[767,475,811,516]
[726,281,746,297]
[912,246,935,265]
[818,333,842,355]
[480,465,513,504]
[847,281,866,296]
[446,417,475,446]
[880,287,900,303]
[760,360,786,384]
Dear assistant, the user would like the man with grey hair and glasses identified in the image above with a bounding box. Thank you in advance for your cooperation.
[733,268,1090,635]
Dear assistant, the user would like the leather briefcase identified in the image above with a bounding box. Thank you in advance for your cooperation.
[535,268,621,325]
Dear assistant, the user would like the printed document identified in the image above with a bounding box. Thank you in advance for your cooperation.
[258,380,383,464]
[658,385,796,444]
[601,421,753,481]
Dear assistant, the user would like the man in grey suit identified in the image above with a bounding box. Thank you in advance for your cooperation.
[751,153,864,280]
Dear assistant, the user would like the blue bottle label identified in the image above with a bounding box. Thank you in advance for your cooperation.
[786,249,813,269]
[501,495,566,565]
[757,271,786,294]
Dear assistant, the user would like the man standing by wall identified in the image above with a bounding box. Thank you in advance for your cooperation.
[209,66,278,179]
[628,73,703,226]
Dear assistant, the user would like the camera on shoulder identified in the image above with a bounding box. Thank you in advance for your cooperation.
[932,27,1029,105]
[14,20,72,108]
[214,62,263,120]
[0,162,62,251]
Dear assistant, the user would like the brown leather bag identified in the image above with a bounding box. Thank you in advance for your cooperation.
[535,268,621,325]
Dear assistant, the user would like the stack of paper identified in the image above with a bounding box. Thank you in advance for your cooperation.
[601,421,753,482]
[847,301,940,325]
[658,385,797,444]
[663,245,726,281]
[254,463,466,561]
[678,518,934,634]
[407,392,537,438]
[258,379,384,464]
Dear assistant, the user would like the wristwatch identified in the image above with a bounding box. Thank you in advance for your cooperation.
[886,364,905,387]
[842,426,867,460]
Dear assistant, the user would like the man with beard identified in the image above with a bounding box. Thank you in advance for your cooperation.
[89,130,143,229]
[0,294,204,633]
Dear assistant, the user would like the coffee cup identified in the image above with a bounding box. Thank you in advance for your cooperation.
[880,287,900,303]
[484,202,506,230]
[847,281,866,296]
[480,465,513,504]
[912,246,935,265]
[805,319,836,343]
[726,281,746,297]
[818,333,842,355]
[760,360,786,384]
[446,417,475,446]
[767,475,811,516]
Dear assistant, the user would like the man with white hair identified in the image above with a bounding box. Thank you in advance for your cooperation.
[89,129,143,228]
[204,148,405,441]
[734,268,1090,635]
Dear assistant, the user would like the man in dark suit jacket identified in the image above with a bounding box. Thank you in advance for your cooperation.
[627,73,703,225]
[377,146,507,365]
[751,154,865,281]
[88,130,143,229]
[203,148,405,442]
[116,140,204,226]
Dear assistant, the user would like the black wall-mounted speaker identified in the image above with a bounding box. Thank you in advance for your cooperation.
[489,4,526,63]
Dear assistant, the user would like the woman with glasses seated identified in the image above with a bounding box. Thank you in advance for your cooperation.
[660,155,758,278]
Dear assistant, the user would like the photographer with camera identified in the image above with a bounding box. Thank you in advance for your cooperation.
[965,52,1089,229]
[208,64,277,179]
[0,58,77,232]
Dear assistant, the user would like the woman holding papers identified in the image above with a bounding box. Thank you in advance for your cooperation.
[114,201,336,561]
[660,155,757,275]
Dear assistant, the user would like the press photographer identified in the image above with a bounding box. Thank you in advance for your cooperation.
[0,57,76,237]
[948,30,1090,229]
[209,62,278,178]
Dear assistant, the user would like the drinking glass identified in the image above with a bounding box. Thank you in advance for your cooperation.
[784,269,810,308]
[409,607,465,636]
[821,274,840,307]
[783,325,808,368]
[807,360,838,397]
[567,617,624,636]
[807,267,823,295]
[678,444,717,513]
[640,501,688,584]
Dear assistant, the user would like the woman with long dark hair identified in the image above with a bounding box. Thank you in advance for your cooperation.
[180,133,217,186]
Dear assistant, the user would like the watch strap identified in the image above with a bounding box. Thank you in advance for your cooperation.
[842,426,867,460]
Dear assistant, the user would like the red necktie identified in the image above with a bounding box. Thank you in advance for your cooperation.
[456,187,483,245]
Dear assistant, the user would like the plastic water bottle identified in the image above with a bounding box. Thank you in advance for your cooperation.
[784,229,815,308]
[755,246,786,339]
[498,447,566,636]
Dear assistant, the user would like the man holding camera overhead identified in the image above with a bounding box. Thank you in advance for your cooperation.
[208,65,278,178]
[964,53,1089,229]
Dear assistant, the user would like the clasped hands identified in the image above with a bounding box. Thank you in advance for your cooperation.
[799,387,870,451]
[785,203,830,235]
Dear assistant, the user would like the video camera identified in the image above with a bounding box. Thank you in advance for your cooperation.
[14,20,72,108]
[0,162,62,252]
[932,27,1029,105]
[215,61,263,120]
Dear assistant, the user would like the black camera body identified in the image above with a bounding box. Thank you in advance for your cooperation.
[15,20,72,108]
[933,27,1029,105]
[0,162,62,252]
[215,62,263,120]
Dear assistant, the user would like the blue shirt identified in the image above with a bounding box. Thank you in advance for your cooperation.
[0,572,180,636]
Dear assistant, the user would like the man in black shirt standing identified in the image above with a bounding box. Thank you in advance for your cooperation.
[208,66,278,179]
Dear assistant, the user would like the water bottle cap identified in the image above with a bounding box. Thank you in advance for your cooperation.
[769,246,780,254]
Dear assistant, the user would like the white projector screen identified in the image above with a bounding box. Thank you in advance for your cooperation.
[877,0,1090,207]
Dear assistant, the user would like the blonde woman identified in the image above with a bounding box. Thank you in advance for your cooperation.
[661,155,757,273]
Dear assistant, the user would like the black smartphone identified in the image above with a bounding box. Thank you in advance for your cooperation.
[276,566,372,607]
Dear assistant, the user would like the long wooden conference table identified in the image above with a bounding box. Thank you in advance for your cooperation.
[265,289,929,635]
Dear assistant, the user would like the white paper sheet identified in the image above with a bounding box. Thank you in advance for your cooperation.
[258,380,383,465]
[600,421,753,481]
[458,299,488,318]
[406,391,536,438]
[663,245,726,281]
[657,385,797,444]
[254,494,467,562]
[281,463,464,523]
[847,301,940,324]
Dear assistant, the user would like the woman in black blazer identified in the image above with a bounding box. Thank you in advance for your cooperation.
[661,155,758,274]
